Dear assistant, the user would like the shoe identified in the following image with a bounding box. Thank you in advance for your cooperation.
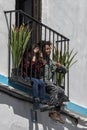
[49,110,65,124]
[40,104,48,108]
[62,102,68,106]
[40,100,47,104]
[57,111,65,124]
[34,97,40,103]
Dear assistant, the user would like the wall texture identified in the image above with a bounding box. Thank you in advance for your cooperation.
[0,0,15,76]
[0,0,87,129]
[1,0,87,108]
[0,91,86,130]
[42,0,87,108]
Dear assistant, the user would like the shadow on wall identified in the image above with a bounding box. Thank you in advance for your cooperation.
[63,116,87,130]
[0,92,87,130]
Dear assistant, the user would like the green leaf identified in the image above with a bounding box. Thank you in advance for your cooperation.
[53,47,77,86]
[11,24,31,68]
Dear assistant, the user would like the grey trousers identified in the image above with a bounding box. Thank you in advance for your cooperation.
[45,80,65,107]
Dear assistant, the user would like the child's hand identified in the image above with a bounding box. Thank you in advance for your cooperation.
[43,60,46,65]
[56,62,62,68]
[33,47,39,54]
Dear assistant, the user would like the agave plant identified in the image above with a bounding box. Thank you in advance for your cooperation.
[11,24,31,69]
[53,48,77,87]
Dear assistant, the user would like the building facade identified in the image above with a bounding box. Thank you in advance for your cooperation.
[0,0,87,130]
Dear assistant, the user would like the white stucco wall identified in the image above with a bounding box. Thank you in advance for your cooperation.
[0,0,15,76]
[42,0,87,108]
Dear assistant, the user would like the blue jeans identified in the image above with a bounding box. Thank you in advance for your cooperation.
[25,77,46,101]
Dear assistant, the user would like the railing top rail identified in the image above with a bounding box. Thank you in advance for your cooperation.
[4,10,70,41]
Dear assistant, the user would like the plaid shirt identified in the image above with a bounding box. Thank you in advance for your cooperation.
[23,57,45,78]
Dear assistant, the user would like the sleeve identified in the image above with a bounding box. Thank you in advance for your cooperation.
[51,60,68,74]
[56,64,68,74]
[50,60,57,73]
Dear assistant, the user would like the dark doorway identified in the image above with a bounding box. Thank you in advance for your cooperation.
[16,0,33,16]
[16,0,41,21]
[16,0,41,43]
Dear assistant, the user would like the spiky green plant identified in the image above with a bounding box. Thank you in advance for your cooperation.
[53,49,77,86]
[11,24,31,68]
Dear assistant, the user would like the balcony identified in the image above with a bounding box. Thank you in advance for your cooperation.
[2,10,87,124]
[4,10,70,97]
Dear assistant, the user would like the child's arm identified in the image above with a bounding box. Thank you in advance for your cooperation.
[32,47,39,62]
[56,62,68,74]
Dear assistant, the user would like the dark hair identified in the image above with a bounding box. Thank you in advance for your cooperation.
[32,44,39,50]
[39,41,51,52]
[44,41,51,46]
[37,41,51,50]
[39,41,51,58]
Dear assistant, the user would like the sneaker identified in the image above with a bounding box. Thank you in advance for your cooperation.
[62,102,68,106]
[57,111,65,124]
[49,110,65,124]
[40,100,47,104]
[34,97,40,103]
[40,104,48,108]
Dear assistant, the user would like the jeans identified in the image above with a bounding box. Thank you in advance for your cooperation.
[25,77,46,101]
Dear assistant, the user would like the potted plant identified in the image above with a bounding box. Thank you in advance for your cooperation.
[11,24,31,76]
[53,48,77,87]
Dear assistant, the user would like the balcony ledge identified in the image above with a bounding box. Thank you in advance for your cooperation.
[0,74,87,123]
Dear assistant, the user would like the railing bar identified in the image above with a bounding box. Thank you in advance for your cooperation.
[36,23,38,43]
[4,10,69,40]
[49,29,51,41]
[52,32,55,59]
[35,22,38,43]
[56,39,69,43]
[4,12,10,31]
[56,35,59,61]
[56,35,59,85]
[34,21,37,43]
[20,58,23,77]
[36,22,39,43]
[44,27,46,41]
[60,37,63,63]
[8,12,12,78]
[38,23,41,42]
[31,21,34,43]
[17,12,20,27]
[39,25,42,43]
[63,40,67,90]
[52,32,55,82]
[67,40,69,97]
[22,15,25,23]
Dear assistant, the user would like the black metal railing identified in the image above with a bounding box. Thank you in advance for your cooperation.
[4,10,70,96]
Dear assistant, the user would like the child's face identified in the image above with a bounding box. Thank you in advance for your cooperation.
[45,45,51,56]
